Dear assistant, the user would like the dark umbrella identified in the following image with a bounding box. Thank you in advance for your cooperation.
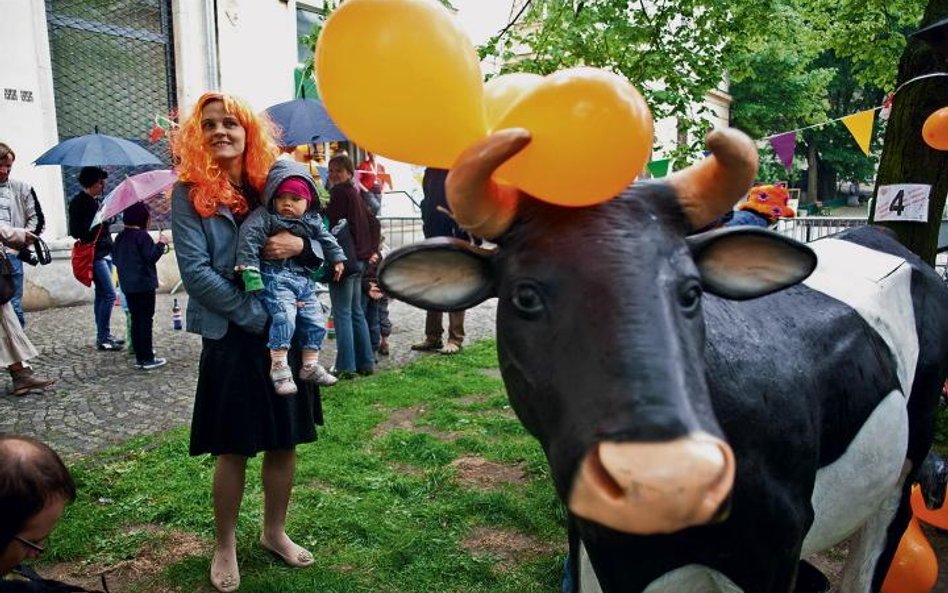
[34,131,161,167]
[264,98,347,147]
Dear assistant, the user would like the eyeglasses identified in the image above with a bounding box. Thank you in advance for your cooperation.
[14,535,46,555]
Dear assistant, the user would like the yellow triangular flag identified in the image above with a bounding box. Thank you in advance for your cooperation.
[841,109,875,156]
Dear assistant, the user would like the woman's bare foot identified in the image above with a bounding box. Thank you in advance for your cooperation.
[260,531,314,567]
[210,546,240,592]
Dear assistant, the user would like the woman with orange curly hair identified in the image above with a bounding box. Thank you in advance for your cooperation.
[171,92,322,592]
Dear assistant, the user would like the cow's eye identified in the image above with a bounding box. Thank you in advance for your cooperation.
[511,282,545,318]
[678,281,702,315]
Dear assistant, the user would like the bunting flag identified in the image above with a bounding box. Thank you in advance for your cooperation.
[768,131,797,171]
[841,109,875,156]
[647,158,670,178]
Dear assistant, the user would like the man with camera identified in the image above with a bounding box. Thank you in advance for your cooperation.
[0,143,47,327]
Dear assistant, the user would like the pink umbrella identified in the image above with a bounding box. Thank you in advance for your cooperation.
[91,169,177,228]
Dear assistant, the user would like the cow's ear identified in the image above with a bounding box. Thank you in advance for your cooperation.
[378,237,495,311]
[686,227,817,300]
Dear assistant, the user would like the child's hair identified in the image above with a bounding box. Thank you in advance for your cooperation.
[173,92,280,218]
[123,202,151,227]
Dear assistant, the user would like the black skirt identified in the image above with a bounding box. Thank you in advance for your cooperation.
[189,323,323,457]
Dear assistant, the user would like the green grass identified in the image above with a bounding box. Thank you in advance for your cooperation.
[42,341,565,593]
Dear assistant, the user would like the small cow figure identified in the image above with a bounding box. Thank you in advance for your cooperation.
[379,128,948,593]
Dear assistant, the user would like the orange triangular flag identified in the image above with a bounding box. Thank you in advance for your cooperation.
[841,109,875,156]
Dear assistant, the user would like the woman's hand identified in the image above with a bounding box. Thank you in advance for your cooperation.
[368,252,380,265]
[262,230,304,259]
[332,261,345,282]
[23,231,36,246]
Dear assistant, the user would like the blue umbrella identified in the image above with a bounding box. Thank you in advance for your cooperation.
[264,98,347,147]
[34,132,161,167]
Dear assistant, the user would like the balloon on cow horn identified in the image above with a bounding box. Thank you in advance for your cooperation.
[484,73,544,130]
[493,68,654,207]
[447,128,531,239]
[667,128,759,231]
[314,0,486,168]
[922,106,948,150]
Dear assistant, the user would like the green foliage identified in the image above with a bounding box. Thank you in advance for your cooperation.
[480,0,776,162]
[43,341,564,593]
[727,0,919,191]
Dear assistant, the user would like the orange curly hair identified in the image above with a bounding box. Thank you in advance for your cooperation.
[172,92,280,218]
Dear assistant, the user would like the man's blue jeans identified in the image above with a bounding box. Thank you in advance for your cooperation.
[92,257,116,344]
[9,255,24,327]
[328,264,374,373]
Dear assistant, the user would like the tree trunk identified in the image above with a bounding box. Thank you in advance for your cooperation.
[870,0,948,264]
[805,142,819,205]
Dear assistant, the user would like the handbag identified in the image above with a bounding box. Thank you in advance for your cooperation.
[71,227,103,287]
[0,252,15,305]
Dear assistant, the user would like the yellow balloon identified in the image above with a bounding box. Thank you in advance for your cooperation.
[484,73,544,130]
[922,106,948,151]
[315,0,486,169]
[494,68,654,207]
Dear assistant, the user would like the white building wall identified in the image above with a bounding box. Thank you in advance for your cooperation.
[212,0,298,113]
[0,0,67,238]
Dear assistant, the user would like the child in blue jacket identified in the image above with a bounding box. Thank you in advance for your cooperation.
[112,202,169,370]
[236,160,345,395]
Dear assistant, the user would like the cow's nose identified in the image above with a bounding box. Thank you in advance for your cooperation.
[569,432,735,534]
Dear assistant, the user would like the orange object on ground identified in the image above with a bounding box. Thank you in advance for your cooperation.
[881,516,938,593]
[911,483,948,530]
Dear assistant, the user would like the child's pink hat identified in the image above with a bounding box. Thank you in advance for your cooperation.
[276,177,313,204]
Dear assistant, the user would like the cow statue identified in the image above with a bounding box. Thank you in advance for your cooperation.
[378,128,948,593]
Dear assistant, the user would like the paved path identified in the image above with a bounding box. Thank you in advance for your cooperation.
[0,292,497,458]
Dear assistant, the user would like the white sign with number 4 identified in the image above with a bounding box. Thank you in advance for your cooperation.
[874,184,931,222]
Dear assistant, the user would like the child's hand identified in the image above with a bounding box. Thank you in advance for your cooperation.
[368,282,383,301]
[157,232,170,245]
[332,261,345,282]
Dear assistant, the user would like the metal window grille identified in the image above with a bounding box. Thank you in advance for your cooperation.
[46,0,177,228]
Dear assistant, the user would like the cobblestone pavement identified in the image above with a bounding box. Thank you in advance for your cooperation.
[0,292,497,459]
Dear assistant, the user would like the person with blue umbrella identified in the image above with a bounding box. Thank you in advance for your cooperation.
[67,167,124,351]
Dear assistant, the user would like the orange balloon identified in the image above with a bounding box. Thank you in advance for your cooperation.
[494,67,654,207]
[922,106,948,151]
[484,73,544,130]
[910,483,948,529]
[315,0,486,168]
[881,516,938,593]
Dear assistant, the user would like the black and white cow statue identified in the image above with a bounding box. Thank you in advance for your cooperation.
[380,128,948,593]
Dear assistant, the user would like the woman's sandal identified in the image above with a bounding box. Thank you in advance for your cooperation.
[260,536,315,568]
[210,549,240,593]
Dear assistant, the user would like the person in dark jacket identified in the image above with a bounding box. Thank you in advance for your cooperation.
[325,154,377,378]
[112,202,169,370]
[67,167,124,351]
[411,167,470,355]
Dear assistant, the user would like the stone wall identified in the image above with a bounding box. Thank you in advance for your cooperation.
[22,235,182,311]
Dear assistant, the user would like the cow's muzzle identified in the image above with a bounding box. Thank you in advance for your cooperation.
[569,432,735,534]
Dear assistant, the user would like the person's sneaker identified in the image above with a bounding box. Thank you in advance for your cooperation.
[270,363,298,396]
[300,363,338,386]
[97,339,124,351]
[107,335,126,346]
[136,358,167,371]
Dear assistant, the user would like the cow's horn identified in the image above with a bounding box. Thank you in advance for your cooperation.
[446,128,531,240]
[667,128,759,230]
